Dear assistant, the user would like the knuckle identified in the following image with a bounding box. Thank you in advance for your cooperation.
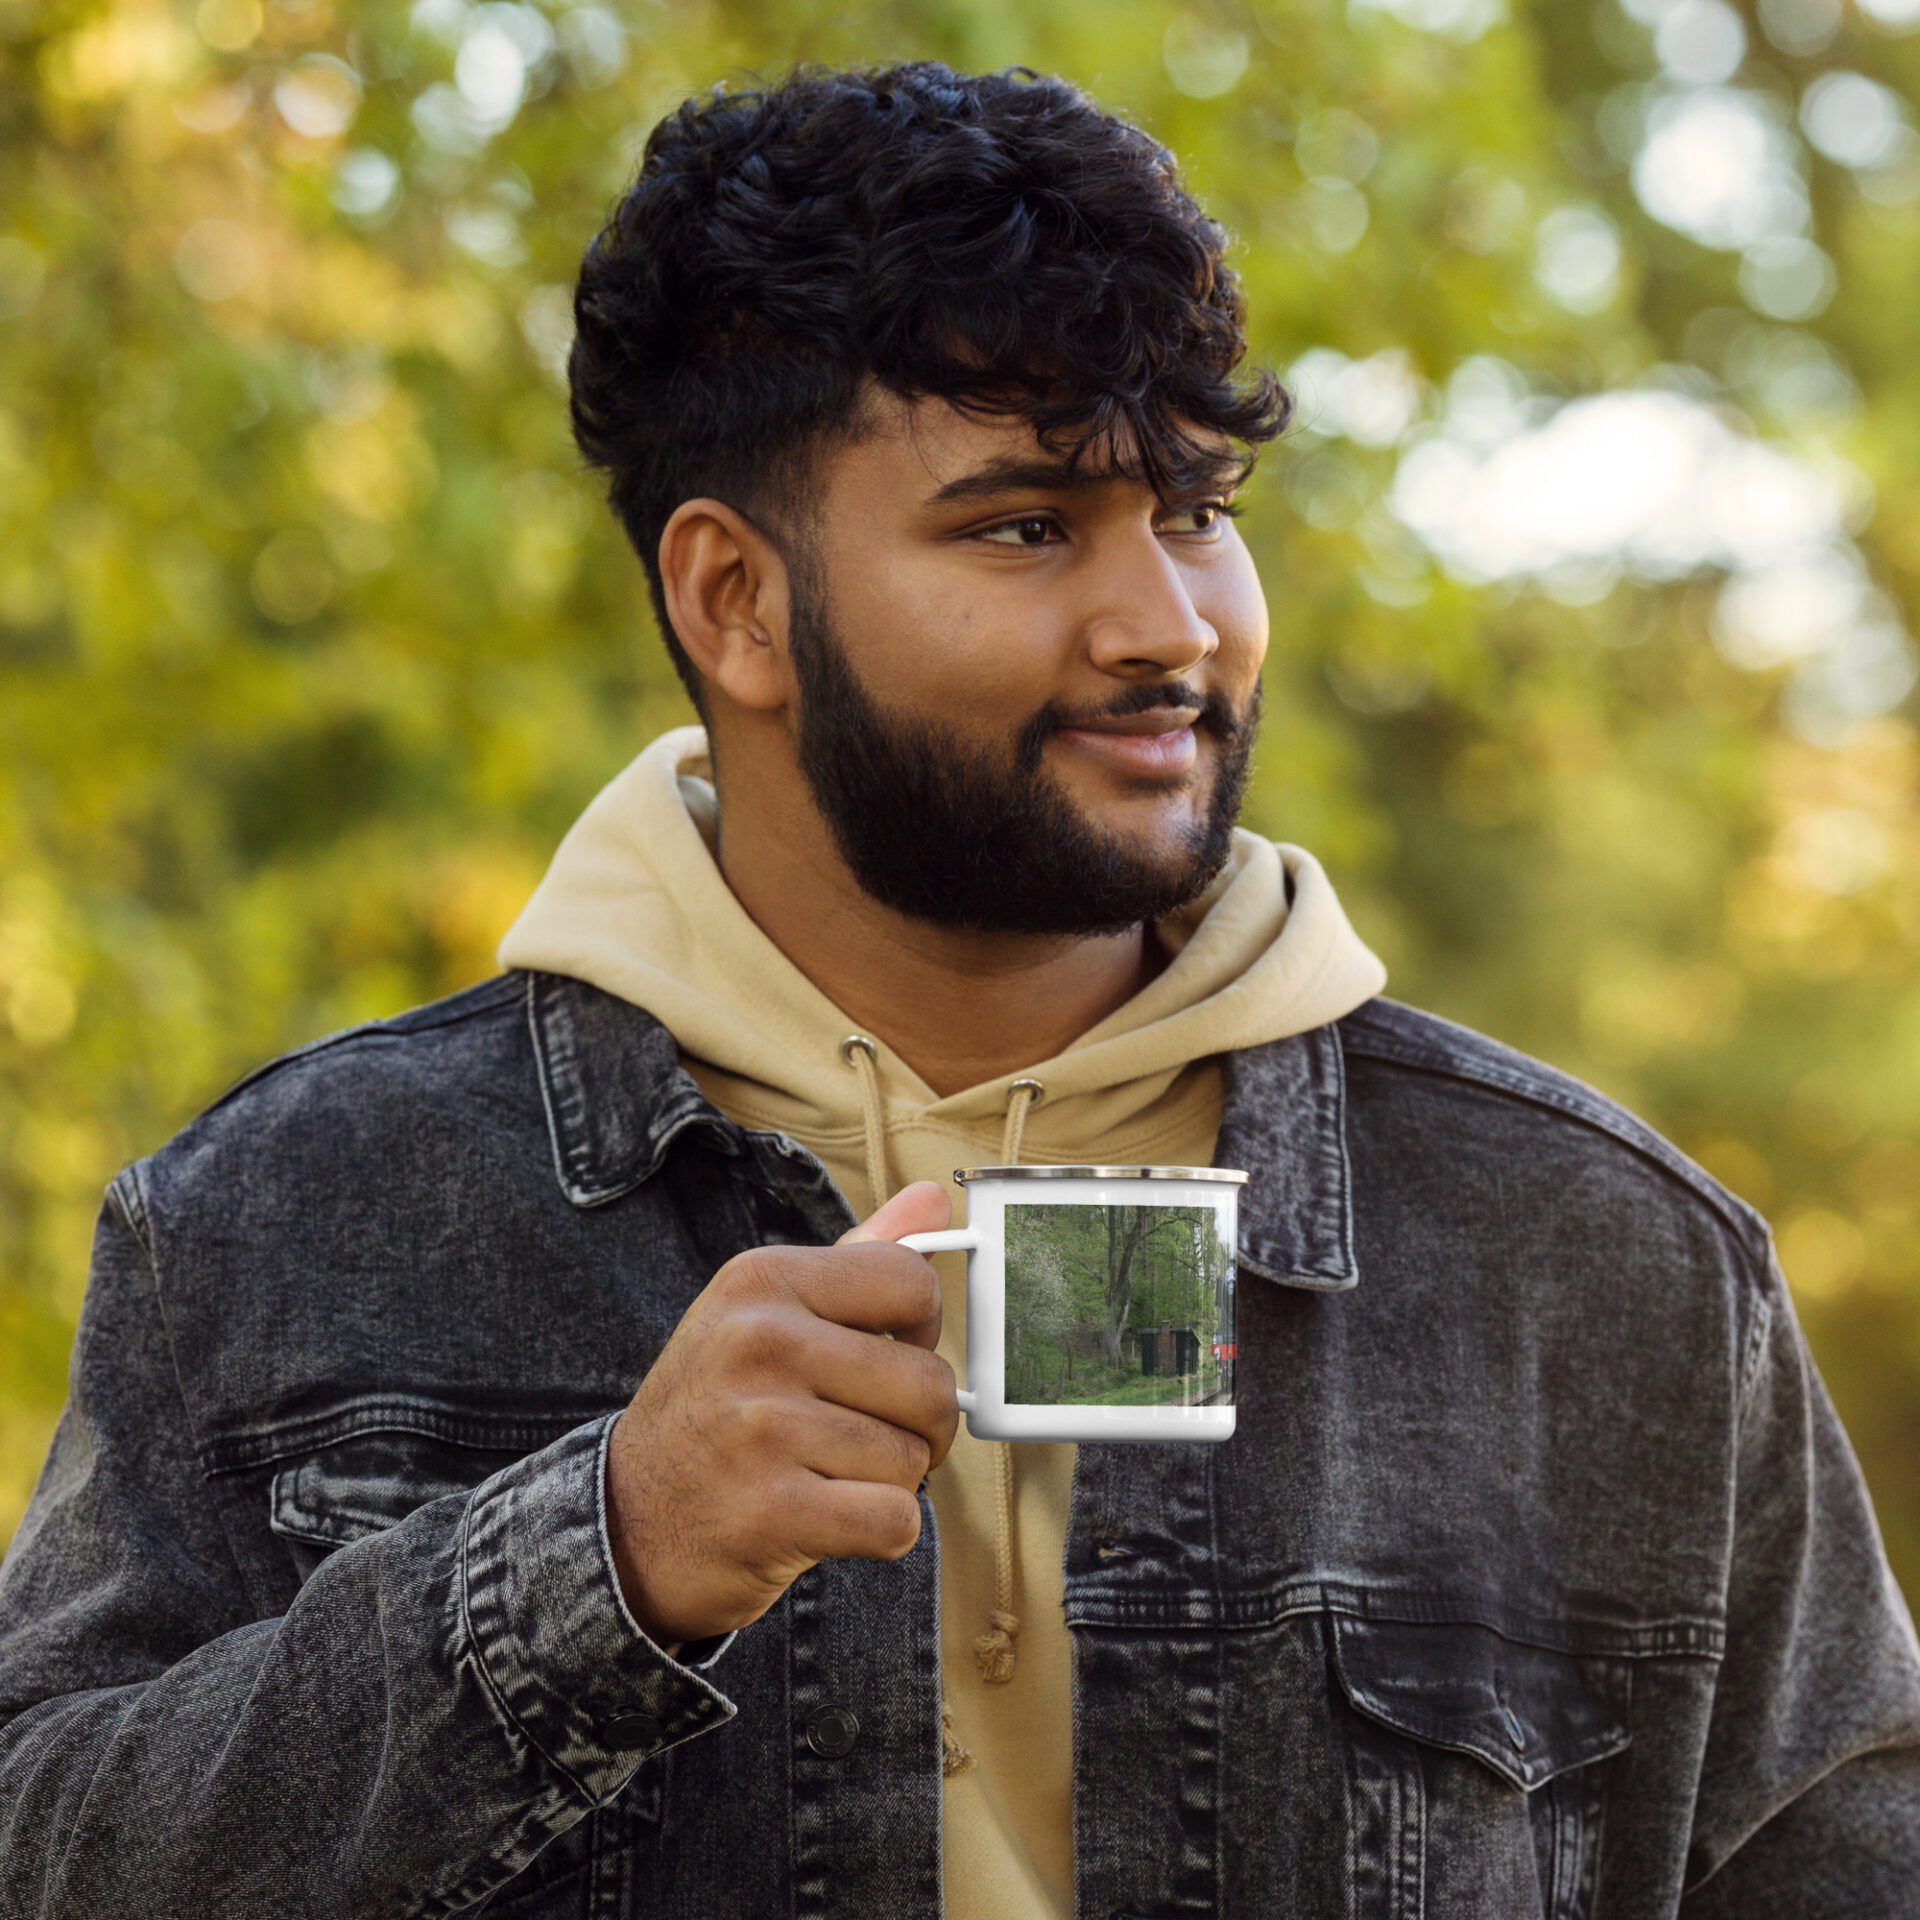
[868,1243,937,1317]
[728,1304,800,1375]
[903,1254,942,1321]
[874,1416,928,1484]
[874,1490,923,1559]
[713,1245,779,1297]
[836,1408,922,1485]
[717,1393,786,1456]
[719,1243,816,1308]
[914,1350,957,1421]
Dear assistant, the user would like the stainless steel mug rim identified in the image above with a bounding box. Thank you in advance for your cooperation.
[953,1165,1250,1185]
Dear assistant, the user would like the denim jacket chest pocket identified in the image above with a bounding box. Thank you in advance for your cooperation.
[267,1429,521,1560]
[265,1423,664,1914]
[1329,1616,1631,1920]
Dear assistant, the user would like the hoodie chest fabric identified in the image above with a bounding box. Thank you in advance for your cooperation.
[688,1058,1228,1920]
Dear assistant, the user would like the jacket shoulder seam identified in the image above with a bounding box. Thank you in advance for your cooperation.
[191,974,523,1123]
[1736,1274,1778,1419]
[1337,1000,1770,1263]
[107,1162,151,1251]
[104,1158,226,1502]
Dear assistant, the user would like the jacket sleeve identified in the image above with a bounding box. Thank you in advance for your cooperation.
[1679,1245,1920,1913]
[0,1184,735,1920]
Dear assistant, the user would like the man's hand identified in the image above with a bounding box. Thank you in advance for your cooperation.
[605,1180,959,1648]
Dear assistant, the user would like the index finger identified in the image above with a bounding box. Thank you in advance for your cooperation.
[838,1180,950,1247]
[773,1241,944,1351]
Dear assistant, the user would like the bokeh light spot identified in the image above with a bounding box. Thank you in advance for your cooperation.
[250,530,337,624]
[174,220,258,302]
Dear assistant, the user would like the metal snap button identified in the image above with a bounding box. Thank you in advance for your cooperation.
[806,1704,860,1758]
[599,1710,663,1751]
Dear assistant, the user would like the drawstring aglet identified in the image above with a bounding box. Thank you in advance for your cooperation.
[973,1608,1020,1685]
[941,1697,976,1775]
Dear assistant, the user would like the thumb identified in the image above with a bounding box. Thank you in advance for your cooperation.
[839,1179,951,1246]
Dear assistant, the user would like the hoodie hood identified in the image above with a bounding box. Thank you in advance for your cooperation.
[498,726,1386,1155]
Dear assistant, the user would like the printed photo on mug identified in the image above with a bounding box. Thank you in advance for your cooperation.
[1002,1203,1235,1410]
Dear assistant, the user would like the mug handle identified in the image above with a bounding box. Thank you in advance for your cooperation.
[898,1228,980,1413]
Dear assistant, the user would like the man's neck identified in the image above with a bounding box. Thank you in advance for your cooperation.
[712,755,1159,1100]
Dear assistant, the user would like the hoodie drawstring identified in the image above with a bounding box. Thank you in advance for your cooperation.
[941,1699,974,1777]
[1001,1077,1041,1167]
[974,1443,1020,1685]
[973,1077,1043,1686]
[840,1035,890,1214]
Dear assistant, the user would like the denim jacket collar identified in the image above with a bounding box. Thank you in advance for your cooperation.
[524,970,741,1206]
[523,968,1358,1294]
[1219,1022,1358,1292]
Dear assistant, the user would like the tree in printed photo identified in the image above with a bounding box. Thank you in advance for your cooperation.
[1004,1204,1232,1407]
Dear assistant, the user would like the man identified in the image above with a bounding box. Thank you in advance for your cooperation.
[1,60,1916,1919]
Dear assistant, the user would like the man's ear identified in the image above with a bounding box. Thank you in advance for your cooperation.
[656,499,795,713]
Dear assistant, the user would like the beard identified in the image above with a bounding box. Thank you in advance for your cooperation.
[787,581,1260,936]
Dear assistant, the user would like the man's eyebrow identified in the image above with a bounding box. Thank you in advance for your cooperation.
[923,457,1099,506]
[923,454,1245,508]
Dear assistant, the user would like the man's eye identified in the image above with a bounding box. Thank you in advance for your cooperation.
[980,516,1057,547]
[1164,504,1229,536]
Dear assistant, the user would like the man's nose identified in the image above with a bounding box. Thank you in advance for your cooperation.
[1080,533,1219,680]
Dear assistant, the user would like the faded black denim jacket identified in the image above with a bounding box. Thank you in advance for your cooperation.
[2,971,1918,1919]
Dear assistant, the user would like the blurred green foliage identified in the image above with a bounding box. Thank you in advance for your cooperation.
[4,0,1920,1605]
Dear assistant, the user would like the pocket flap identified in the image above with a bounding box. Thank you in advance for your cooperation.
[1330,1615,1629,1793]
[270,1431,521,1548]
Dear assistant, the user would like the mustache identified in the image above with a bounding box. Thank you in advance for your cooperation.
[1016,680,1257,772]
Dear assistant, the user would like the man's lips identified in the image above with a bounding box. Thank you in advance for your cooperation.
[1052,709,1202,777]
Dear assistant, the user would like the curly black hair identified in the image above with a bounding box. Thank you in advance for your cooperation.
[569,62,1289,700]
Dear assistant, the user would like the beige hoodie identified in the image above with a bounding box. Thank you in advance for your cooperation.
[500,726,1384,1920]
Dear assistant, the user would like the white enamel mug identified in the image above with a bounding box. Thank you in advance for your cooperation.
[901,1165,1247,1443]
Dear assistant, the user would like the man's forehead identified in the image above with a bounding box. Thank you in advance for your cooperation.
[846,389,1242,501]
